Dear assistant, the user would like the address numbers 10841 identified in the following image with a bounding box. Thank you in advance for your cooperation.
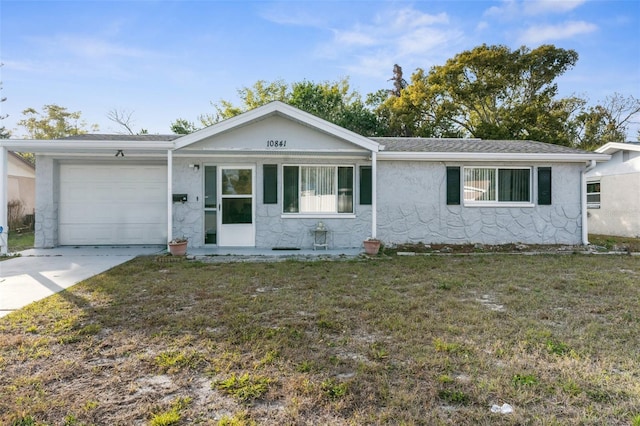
[266,140,287,148]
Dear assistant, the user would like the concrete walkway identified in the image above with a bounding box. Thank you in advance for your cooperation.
[0,246,164,318]
[0,245,364,318]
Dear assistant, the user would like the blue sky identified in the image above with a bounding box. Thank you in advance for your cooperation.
[1,0,639,137]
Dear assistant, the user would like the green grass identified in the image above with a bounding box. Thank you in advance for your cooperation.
[1,253,639,424]
[7,231,34,252]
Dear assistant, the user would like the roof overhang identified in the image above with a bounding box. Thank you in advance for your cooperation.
[174,101,380,153]
[595,142,640,155]
[0,139,174,156]
[377,152,611,163]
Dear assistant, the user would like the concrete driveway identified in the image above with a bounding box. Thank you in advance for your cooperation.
[0,246,163,318]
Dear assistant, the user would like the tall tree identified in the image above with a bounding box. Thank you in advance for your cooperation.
[572,93,640,150]
[0,64,9,139]
[379,44,580,143]
[173,78,385,136]
[388,64,408,97]
[106,108,147,135]
[17,104,98,139]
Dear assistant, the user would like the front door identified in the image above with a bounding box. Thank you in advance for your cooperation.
[217,166,255,246]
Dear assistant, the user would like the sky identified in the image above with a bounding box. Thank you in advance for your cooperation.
[1,0,639,138]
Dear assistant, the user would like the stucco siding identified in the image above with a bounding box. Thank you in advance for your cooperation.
[588,173,640,237]
[586,149,640,238]
[172,157,372,249]
[34,156,59,248]
[377,161,583,245]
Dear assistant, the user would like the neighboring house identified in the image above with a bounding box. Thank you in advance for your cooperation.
[0,102,609,253]
[585,142,640,238]
[8,151,35,218]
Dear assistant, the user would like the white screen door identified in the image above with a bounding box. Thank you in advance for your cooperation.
[218,166,255,246]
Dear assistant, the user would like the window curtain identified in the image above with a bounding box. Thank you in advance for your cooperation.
[498,169,530,202]
[464,168,495,201]
[301,166,335,212]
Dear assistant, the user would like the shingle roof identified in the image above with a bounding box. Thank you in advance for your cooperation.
[61,134,180,141]
[372,137,593,155]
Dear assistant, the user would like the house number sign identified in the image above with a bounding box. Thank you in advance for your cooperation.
[266,139,287,148]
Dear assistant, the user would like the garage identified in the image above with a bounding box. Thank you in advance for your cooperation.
[59,164,167,245]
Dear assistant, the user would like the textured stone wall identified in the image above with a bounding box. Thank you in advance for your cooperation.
[377,161,583,245]
[171,158,203,245]
[34,156,59,248]
[172,157,372,249]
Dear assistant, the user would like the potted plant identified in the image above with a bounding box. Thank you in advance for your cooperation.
[363,237,381,255]
[168,237,188,256]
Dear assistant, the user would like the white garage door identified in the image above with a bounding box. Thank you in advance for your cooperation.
[59,164,167,245]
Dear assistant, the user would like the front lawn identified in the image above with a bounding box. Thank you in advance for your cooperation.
[1,254,639,425]
[7,230,34,252]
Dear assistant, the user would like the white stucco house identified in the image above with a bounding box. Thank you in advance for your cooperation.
[585,142,640,238]
[0,101,610,254]
[8,151,35,216]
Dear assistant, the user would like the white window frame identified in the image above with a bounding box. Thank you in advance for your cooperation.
[463,166,533,207]
[586,180,601,209]
[281,164,356,218]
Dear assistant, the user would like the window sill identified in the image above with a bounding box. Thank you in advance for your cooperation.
[463,202,535,208]
[281,213,356,219]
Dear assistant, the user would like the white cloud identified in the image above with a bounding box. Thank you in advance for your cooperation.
[333,28,377,47]
[476,21,489,31]
[314,6,462,78]
[523,0,587,15]
[484,0,520,19]
[484,0,587,19]
[518,20,598,44]
[386,8,449,29]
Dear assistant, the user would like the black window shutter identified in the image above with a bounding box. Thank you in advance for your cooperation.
[283,166,299,213]
[538,167,552,205]
[263,164,278,204]
[360,166,372,205]
[446,167,461,205]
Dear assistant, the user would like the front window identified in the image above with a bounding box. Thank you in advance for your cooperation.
[283,165,353,214]
[464,167,531,204]
[587,181,601,208]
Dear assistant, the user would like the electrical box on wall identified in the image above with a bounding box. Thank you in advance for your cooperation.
[173,194,188,203]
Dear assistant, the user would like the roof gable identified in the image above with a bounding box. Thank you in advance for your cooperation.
[595,142,640,155]
[174,101,380,153]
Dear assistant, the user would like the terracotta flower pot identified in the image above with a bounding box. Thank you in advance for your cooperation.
[363,239,381,255]
[168,241,188,256]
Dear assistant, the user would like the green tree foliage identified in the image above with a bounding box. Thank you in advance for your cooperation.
[0,65,10,139]
[170,118,200,135]
[17,104,98,139]
[572,93,640,150]
[172,78,385,136]
[378,44,580,143]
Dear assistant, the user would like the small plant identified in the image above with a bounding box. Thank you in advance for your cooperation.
[10,415,36,426]
[149,397,192,426]
[218,410,256,426]
[149,409,180,426]
[546,339,571,356]
[632,414,640,426]
[169,237,188,244]
[438,389,470,405]
[368,342,390,360]
[560,379,582,396]
[154,351,202,373]
[321,378,348,400]
[438,374,454,384]
[512,373,538,387]
[295,360,314,373]
[214,373,273,402]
